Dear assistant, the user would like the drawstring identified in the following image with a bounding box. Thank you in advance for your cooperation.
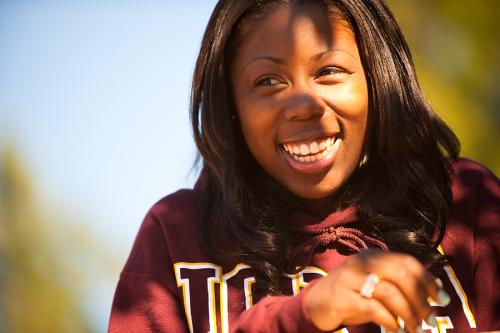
[289,207,389,273]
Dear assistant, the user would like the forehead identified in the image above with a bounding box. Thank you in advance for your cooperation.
[232,3,357,67]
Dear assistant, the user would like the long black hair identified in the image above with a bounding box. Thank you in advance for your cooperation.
[190,0,460,296]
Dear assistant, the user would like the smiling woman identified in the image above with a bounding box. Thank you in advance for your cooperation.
[109,1,499,332]
[231,4,368,202]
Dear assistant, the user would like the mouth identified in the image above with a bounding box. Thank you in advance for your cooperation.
[279,135,341,174]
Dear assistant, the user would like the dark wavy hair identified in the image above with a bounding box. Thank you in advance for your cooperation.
[190,0,460,296]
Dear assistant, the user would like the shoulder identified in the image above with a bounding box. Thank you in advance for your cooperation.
[448,158,499,241]
[450,157,498,178]
[450,157,498,183]
[445,162,500,330]
[138,188,202,253]
[122,188,201,277]
[450,157,499,202]
[147,188,200,226]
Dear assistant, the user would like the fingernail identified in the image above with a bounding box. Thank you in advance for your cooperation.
[435,277,443,289]
[438,289,451,306]
[426,313,438,327]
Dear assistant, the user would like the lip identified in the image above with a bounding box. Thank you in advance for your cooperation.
[281,137,341,174]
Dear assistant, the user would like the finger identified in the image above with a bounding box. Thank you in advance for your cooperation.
[342,291,400,332]
[363,254,433,325]
[372,279,420,331]
[379,258,431,323]
[351,271,422,332]
[358,251,439,299]
[395,254,447,306]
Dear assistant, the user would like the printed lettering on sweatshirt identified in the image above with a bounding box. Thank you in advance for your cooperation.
[174,261,476,333]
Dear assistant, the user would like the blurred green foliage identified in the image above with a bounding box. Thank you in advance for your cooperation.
[0,147,93,333]
[387,0,500,174]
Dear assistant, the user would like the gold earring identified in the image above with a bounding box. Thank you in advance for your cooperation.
[359,153,368,167]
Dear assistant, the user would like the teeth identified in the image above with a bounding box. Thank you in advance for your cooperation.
[300,144,309,155]
[310,141,319,154]
[282,136,337,162]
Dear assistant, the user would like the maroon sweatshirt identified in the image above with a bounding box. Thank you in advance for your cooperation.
[109,158,499,332]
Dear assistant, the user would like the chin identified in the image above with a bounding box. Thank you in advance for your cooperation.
[280,167,353,201]
[287,182,341,200]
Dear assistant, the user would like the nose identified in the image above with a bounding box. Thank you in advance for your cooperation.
[283,87,326,121]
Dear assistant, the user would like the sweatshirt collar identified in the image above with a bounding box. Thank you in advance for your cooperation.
[291,204,359,230]
[289,204,388,272]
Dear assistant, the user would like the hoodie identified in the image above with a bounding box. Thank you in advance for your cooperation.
[109,158,499,332]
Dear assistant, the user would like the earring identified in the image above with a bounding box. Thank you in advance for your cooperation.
[359,153,368,167]
[231,114,236,120]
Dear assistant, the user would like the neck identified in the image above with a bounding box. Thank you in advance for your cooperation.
[300,196,335,219]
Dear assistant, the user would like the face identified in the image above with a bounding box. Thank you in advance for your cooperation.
[231,4,368,210]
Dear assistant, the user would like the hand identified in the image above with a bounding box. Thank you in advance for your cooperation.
[303,250,447,333]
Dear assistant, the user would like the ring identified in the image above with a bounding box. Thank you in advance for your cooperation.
[360,273,380,298]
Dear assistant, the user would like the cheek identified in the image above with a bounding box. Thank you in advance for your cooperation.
[237,109,278,167]
[322,76,368,120]
[328,76,368,134]
[325,82,368,166]
[339,103,368,158]
[233,88,271,164]
[237,94,280,147]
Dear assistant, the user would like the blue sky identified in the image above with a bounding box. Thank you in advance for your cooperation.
[0,1,217,330]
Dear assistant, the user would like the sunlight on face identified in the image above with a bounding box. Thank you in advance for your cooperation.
[231,3,368,211]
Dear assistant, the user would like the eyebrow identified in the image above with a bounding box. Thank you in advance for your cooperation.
[241,49,356,71]
[241,56,285,71]
[313,49,356,61]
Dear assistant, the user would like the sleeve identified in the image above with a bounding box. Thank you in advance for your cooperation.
[109,272,188,332]
[108,209,189,333]
[230,282,327,333]
[472,165,500,331]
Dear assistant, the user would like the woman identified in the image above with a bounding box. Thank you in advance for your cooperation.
[109,0,499,332]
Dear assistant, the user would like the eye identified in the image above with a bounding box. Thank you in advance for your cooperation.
[255,76,281,87]
[315,67,348,78]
